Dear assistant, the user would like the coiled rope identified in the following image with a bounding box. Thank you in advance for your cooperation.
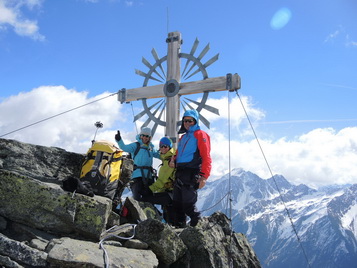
[99,224,137,268]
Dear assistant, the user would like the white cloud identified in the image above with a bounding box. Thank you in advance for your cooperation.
[1,87,356,189]
[125,1,134,7]
[346,34,357,48]
[324,26,357,48]
[210,127,357,189]
[324,29,340,43]
[163,94,357,188]
[0,0,44,40]
[0,86,124,153]
[321,83,357,91]
[347,41,357,47]
[22,0,43,9]
[195,94,266,139]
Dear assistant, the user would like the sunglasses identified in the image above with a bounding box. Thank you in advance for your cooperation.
[183,119,195,123]
[140,134,150,138]
[160,145,169,149]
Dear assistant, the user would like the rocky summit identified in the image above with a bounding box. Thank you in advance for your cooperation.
[0,138,261,268]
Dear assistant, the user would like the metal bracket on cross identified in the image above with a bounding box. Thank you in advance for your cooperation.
[117,31,241,145]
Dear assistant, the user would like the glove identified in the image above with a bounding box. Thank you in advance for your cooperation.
[115,130,121,141]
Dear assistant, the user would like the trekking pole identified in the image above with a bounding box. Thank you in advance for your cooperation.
[92,121,103,145]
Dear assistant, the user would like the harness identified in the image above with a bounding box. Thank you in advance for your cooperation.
[174,167,200,190]
[175,177,199,190]
[132,142,155,187]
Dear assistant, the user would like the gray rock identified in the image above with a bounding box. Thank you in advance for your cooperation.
[0,254,24,268]
[100,223,137,245]
[7,221,57,242]
[0,170,112,240]
[124,239,149,249]
[0,216,7,231]
[136,219,187,265]
[46,237,158,268]
[179,212,261,268]
[29,238,49,251]
[107,210,121,227]
[124,196,163,223]
[0,233,48,267]
[0,138,83,183]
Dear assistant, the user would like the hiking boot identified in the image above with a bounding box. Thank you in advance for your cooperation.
[174,222,187,228]
[190,216,201,227]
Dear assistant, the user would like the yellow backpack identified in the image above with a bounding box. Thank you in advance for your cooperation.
[80,140,123,200]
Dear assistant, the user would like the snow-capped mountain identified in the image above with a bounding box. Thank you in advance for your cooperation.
[198,168,357,268]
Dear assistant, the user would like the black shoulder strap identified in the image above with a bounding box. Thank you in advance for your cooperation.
[133,142,140,159]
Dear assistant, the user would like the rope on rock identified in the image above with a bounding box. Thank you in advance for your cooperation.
[99,224,137,268]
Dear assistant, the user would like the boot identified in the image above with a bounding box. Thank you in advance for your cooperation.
[189,212,201,227]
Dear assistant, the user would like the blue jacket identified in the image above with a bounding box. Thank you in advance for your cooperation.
[117,134,158,179]
[176,110,212,178]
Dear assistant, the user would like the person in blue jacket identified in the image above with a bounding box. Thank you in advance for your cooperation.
[115,127,156,201]
[169,109,212,227]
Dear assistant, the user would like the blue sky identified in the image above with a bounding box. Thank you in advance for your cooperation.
[0,0,357,188]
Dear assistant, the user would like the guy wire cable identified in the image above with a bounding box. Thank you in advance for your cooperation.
[235,91,312,268]
[0,92,118,138]
[227,89,234,268]
[228,90,233,225]
[199,191,229,214]
[130,102,139,135]
[166,7,170,35]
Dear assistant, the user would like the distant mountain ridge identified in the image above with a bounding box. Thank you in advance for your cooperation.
[198,168,357,268]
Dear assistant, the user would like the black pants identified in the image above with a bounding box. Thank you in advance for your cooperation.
[143,192,172,205]
[172,167,200,226]
[143,192,174,224]
[130,177,145,201]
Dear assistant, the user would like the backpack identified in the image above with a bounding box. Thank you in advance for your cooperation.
[79,140,124,200]
[132,141,141,159]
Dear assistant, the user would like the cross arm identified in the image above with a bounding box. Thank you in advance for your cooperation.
[118,73,241,103]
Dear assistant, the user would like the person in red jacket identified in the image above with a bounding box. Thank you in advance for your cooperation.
[169,109,212,227]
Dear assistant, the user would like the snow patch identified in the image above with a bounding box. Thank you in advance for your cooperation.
[341,202,357,239]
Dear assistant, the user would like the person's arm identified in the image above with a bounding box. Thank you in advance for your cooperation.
[153,148,161,159]
[116,136,137,155]
[169,155,176,168]
[195,130,212,180]
[169,136,183,168]
[150,154,174,192]
[197,176,207,189]
[149,167,170,192]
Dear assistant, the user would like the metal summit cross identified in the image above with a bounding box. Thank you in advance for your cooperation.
[118,31,240,145]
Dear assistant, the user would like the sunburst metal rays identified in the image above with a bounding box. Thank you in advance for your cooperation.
[133,99,166,126]
[133,38,221,136]
[181,40,219,80]
[135,48,167,86]
[181,94,219,129]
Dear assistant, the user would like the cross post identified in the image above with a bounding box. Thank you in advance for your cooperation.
[165,32,181,144]
[118,31,241,146]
